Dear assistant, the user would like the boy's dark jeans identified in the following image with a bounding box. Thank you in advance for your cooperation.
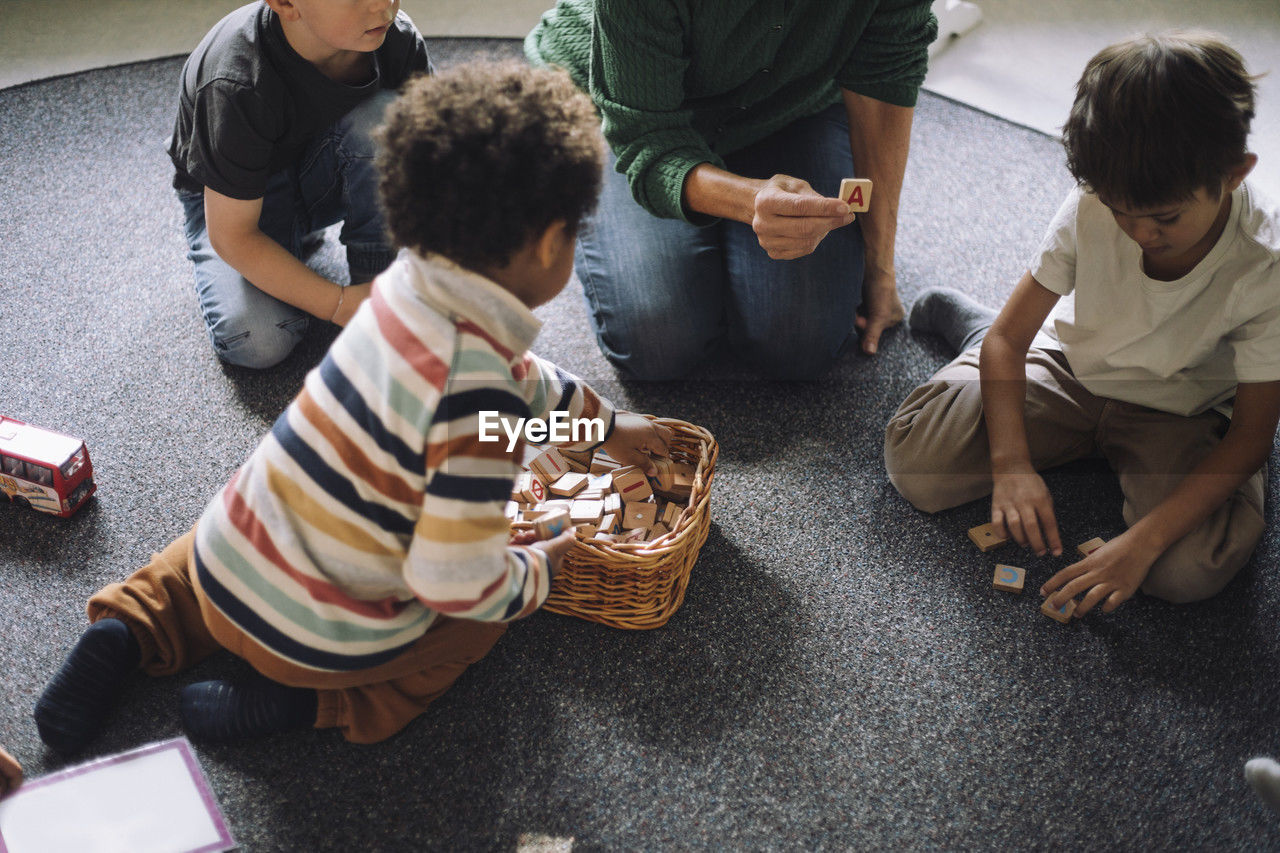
[178,88,399,369]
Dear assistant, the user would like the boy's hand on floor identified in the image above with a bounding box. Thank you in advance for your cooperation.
[0,746,22,797]
[601,413,674,477]
[1040,534,1157,617]
[531,528,576,580]
[991,466,1062,556]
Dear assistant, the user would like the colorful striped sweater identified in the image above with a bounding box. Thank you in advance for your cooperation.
[193,252,615,672]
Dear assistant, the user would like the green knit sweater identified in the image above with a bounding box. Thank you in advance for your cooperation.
[526,0,936,223]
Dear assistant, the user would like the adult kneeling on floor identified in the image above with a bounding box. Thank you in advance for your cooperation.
[526,0,937,380]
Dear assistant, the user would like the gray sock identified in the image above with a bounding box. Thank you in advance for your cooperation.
[908,288,997,354]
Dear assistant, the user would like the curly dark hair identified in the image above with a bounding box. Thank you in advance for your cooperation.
[1062,31,1259,208]
[376,61,603,271]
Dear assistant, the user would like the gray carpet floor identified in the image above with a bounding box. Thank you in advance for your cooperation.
[1,39,1278,851]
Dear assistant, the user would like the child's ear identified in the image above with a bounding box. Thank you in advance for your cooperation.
[1224,153,1258,194]
[264,0,302,22]
[534,220,571,270]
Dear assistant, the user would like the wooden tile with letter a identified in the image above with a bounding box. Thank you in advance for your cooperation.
[839,177,873,212]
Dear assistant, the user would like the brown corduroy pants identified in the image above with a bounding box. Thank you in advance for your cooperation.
[883,345,1265,604]
[87,526,507,743]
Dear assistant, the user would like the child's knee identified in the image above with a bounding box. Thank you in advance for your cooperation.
[1140,505,1263,604]
[208,312,308,369]
[336,89,398,154]
[884,402,940,510]
[884,433,954,513]
[884,432,923,508]
[886,474,951,513]
[1141,566,1229,604]
[883,394,990,513]
[1141,546,1248,604]
[884,463,974,514]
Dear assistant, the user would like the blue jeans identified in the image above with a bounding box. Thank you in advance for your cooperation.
[575,103,864,380]
[178,89,399,369]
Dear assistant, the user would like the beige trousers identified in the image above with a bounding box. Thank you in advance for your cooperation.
[883,346,1266,603]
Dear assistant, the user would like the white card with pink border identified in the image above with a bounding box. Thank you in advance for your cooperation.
[0,737,234,853]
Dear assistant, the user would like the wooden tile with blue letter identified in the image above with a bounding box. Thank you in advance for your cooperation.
[1041,597,1076,624]
[992,564,1025,594]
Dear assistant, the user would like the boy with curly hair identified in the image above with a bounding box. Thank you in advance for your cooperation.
[885,31,1280,616]
[36,62,671,750]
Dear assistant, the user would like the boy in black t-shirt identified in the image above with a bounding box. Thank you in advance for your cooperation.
[167,0,430,368]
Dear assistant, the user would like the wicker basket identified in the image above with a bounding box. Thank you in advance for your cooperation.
[540,417,717,629]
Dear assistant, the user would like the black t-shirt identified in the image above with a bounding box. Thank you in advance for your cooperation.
[167,2,431,199]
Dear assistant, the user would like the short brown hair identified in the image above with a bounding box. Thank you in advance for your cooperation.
[377,61,603,271]
[1062,31,1259,207]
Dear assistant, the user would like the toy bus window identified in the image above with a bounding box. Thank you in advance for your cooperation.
[61,448,87,480]
[1,456,20,477]
[24,462,53,486]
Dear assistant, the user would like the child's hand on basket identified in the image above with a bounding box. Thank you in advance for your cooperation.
[530,528,577,580]
[602,413,674,476]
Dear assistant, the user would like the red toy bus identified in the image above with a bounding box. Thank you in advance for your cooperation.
[0,416,96,517]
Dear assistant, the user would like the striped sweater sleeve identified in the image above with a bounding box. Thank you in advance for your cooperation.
[520,352,617,451]
[402,333,553,621]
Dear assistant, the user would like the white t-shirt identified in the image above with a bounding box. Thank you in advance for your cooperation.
[1030,182,1280,417]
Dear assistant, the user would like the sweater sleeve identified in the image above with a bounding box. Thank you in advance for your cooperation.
[834,0,936,108]
[588,0,723,224]
[520,352,617,451]
[404,371,552,623]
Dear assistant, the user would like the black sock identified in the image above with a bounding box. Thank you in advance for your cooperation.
[908,288,998,354]
[181,676,318,742]
[34,618,141,754]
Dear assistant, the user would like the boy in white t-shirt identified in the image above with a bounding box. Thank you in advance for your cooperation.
[885,31,1280,614]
